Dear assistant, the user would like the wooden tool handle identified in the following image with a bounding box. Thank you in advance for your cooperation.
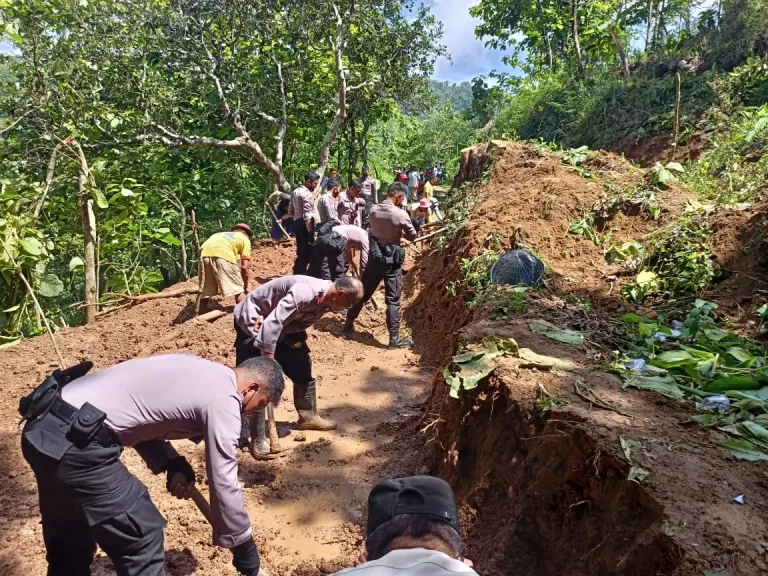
[191,486,213,524]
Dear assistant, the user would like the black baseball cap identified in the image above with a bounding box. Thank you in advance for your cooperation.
[366,476,460,537]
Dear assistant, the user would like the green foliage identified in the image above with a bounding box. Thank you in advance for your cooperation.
[622,212,718,303]
[614,299,768,459]
[685,104,768,203]
[444,336,518,398]
[650,161,685,187]
[428,80,473,112]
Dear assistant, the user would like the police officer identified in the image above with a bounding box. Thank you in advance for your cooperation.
[309,223,370,282]
[344,183,417,348]
[233,275,364,458]
[290,172,320,274]
[19,354,285,576]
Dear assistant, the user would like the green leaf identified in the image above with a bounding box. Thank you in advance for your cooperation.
[705,375,760,392]
[690,413,715,424]
[718,438,768,461]
[69,256,84,271]
[651,350,694,369]
[622,375,685,400]
[120,187,134,197]
[665,162,685,173]
[92,188,109,209]
[38,273,64,298]
[20,237,43,256]
[726,346,753,364]
[528,319,584,349]
[620,313,643,323]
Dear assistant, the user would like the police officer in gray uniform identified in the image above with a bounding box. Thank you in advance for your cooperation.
[344,183,417,348]
[18,354,284,576]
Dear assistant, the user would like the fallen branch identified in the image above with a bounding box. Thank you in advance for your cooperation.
[194,309,228,323]
[94,303,131,318]
[120,286,199,303]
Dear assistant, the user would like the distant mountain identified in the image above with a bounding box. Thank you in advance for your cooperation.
[429,80,472,112]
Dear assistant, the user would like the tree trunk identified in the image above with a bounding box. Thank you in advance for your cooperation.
[78,175,98,324]
[645,0,654,55]
[608,26,631,77]
[572,0,585,77]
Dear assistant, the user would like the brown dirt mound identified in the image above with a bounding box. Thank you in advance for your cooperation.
[406,140,692,366]
[406,141,768,576]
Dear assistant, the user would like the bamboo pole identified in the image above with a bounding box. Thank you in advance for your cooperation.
[671,72,681,160]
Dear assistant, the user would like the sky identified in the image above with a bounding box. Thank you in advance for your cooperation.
[422,0,517,84]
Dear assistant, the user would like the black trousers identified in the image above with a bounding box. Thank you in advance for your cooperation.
[234,325,313,411]
[346,259,403,337]
[309,237,348,282]
[21,415,166,576]
[293,222,314,275]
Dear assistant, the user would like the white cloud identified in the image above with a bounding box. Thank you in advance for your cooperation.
[424,0,516,83]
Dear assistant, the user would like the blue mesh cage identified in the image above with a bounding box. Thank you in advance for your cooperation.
[489,250,545,287]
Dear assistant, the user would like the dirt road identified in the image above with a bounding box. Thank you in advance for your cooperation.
[0,243,433,576]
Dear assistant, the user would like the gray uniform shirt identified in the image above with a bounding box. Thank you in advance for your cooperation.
[369,200,418,246]
[233,275,333,354]
[290,185,315,222]
[333,224,369,274]
[318,192,340,224]
[338,192,364,227]
[61,354,251,548]
[332,548,478,576]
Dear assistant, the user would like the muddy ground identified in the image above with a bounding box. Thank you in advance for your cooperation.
[1,141,767,576]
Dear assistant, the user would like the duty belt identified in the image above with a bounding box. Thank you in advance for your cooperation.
[47,396,120,448]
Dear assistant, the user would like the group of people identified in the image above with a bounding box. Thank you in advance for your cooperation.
[17,165,475,576]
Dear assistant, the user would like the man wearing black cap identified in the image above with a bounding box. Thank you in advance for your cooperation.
[290,171,321,274]
[198,223,253,315]
[333,476,477,576]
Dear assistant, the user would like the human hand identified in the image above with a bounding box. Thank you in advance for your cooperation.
[168,472,194,500]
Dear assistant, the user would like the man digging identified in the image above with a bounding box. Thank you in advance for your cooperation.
[233,275,364,459]
[198,223,253,315]
[19,354,284,576]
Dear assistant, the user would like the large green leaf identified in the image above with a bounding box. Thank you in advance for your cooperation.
[20,237,43,256]
[651,350,694,369]
[38,273,64,298]
[69,256,84,271]
[622,375,685,400]
[705,375,760,392]
[92,188,109,209]
[726,346,753,364]
[718,438,768,461]
[528,319,584,349]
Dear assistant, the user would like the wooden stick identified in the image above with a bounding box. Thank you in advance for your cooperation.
[671,72,681,161]
[121,286,199,302]
[194,309,228,322]
[3,245,66,367]
[95,303,131,318]
[403,228,445,247]
[192,210,204,315]
[190,486,213,524]
[265,202,291,241]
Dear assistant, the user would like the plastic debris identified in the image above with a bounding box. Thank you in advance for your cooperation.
[625,357,647,372]
[701,395,730,412]
[733,494,745,504]
[653,332,668,342]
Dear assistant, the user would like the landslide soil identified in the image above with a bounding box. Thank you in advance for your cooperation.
[0,241,434,576]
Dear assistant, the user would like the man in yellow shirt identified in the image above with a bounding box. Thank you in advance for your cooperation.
[421,173,438,224]
[198,223,253,314]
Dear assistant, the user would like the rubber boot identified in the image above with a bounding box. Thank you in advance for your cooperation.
[388,334,412,349]
[295,379,337,431]
[248,408,276,460]
[343,317,355,338]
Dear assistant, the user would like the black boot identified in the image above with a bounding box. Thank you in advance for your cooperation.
[342,318,355,338]
[295,379,337,431]
[388,335,412,349]
[248,408,275,460]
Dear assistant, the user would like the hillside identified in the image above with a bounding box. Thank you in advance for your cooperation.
[1,141,767,576]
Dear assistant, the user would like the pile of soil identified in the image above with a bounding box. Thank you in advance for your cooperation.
[406,140,692,366]
[407,141,768,575]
